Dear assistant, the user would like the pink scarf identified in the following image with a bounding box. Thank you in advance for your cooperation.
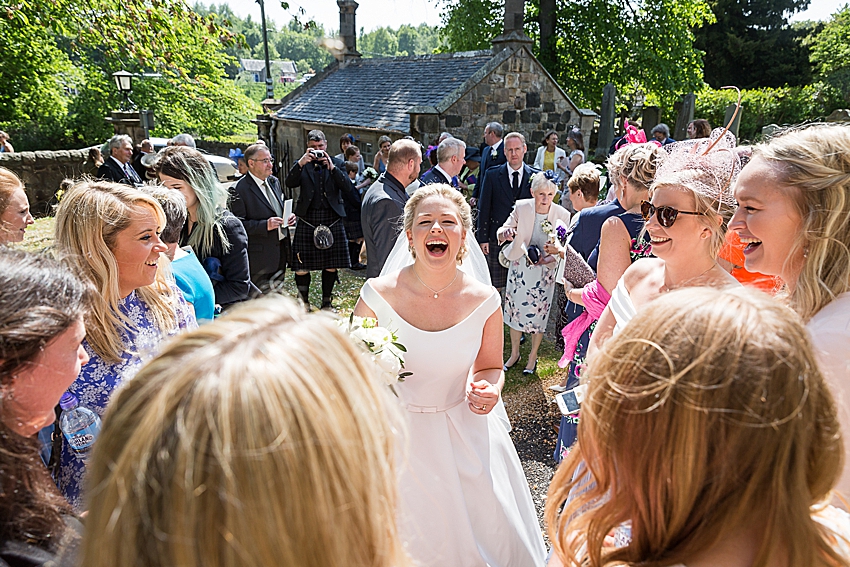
[558,280,612,368]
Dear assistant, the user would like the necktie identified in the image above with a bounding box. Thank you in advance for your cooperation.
[512,171,519,191]
[263,180,282,216]
[124,163,139,183]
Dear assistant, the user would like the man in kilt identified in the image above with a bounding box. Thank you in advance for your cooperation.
[286,129,351,310]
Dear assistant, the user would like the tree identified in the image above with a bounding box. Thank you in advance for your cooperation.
[439,0,713,109]
[693,0,813,88]
[358,24,441,58]
[1,0,258,150]
[809,5,850,100]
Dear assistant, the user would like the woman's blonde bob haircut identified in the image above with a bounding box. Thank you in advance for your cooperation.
[753,123,850,321]
[81,296,409,567]
[403,183,472,263]
[546,287,846,567]
[53,180,177,363]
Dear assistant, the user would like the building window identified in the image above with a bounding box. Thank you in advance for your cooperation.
[253,73,260,83]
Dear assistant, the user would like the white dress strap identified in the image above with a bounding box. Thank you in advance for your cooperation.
[610,276,637,336]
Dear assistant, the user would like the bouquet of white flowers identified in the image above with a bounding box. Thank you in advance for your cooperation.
[337,314,410,389]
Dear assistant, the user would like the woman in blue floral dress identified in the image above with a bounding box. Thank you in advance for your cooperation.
[499,172,571,374]
[53,181,197,510]
[554,141,664,462]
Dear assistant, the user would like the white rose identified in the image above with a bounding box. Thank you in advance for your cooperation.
[375,349,402,382]
[361,327,394,348]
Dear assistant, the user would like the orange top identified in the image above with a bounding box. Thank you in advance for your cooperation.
[718,232,781,293]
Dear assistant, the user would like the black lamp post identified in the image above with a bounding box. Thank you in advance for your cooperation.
[256,0,275,101]
[112,70,136,111]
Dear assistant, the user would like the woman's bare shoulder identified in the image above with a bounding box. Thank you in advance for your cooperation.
[459,273,496,302]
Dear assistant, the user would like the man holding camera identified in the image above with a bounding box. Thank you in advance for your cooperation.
[285,129,351,310]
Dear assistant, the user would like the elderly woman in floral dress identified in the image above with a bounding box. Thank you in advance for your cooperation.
[499,172,571,374]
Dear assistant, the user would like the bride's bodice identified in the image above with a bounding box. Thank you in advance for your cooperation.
[360,282,500,412]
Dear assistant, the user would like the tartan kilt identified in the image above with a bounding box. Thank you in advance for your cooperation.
[486,239,508,288]
[291,208,351,271]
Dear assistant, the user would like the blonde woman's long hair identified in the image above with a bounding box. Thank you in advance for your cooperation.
[754,123,850,321]
[80,296,409,567]
[53,180,177,363]
[546,287,846,567]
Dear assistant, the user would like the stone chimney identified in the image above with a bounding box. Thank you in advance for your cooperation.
[492,0,533,52]
[337,0,361,65]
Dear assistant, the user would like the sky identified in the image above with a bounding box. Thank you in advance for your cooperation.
[216,0,844,33]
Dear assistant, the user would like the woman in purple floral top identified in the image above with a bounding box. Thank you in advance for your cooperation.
[53,181,197,510]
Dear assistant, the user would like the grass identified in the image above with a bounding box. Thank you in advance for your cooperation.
[19,217,568,392]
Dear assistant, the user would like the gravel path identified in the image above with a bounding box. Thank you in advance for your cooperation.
[502,378,563,543]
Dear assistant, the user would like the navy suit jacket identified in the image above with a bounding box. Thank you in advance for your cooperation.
[476,163,536,244]
[98,157,141,186]
[472,142,507,200]
[419,167,451,186]
[229,174,288,280]
[570,200,625,271]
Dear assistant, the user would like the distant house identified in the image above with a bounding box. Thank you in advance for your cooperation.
[240,59,298,84]
[261,0,596,169]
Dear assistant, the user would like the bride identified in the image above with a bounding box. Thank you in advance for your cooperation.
[354,184,546,567]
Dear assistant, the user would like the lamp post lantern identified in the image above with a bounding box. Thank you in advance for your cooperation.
[112,70,136,111]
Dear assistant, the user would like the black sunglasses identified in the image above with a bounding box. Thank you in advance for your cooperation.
[640,200,702,228]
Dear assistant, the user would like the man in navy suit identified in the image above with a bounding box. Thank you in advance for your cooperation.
[230,143,295,291]
[470,122,506,206]
[420,137,465,187]
[476,132,537,290]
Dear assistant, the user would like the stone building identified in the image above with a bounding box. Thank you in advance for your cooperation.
[263,0,595,168]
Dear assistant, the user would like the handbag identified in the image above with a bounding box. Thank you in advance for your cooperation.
[299,219,340,250]
[561,244,596,288]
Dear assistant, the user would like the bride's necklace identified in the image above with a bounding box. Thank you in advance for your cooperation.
[661,262,717,293]
[412,266,458,299]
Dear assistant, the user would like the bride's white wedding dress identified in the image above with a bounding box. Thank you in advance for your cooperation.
[360,281,546,567]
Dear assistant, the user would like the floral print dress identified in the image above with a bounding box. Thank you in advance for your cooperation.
[57,285,196,511]
[504,213,558,334]
[554,212,651,463]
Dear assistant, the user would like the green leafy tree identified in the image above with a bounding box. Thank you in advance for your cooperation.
[1,0,258,150]
[693,0,813,88]
[439,0,713,109]
[809,5,850,100]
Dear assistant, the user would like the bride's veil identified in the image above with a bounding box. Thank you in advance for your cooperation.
[380,229,492,286]
[380,227,513,432]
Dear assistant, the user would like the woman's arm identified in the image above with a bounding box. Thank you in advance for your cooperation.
[568,153,583,175]
[373,153,381,170]
[353,297,377,319]
[596,217,631,294]
[468,307,504,415]
[497,204,520,243]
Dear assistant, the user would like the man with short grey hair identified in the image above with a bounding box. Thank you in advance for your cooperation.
[420,137,466,186]
[170,133,197,149]
[98,134,142,186]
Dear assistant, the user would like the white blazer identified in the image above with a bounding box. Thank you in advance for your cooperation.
[497,199,571,262]
[533,146,567,171]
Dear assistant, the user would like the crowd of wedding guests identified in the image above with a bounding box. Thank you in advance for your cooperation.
[0,118,849,567]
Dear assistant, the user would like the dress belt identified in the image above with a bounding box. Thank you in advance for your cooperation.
[405,397,466,413]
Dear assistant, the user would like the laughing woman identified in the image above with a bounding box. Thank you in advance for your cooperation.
[730,123,850,501]
[589,132,741,353]
[53,181,196,510]
[0,167,34,245]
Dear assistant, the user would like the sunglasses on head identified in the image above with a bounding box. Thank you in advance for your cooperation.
[640,200,702,228]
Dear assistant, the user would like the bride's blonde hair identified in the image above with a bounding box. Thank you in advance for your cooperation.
[81,296,409,567]
[403,183,472,263]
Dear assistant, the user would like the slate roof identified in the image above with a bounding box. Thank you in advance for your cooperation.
[273,51,498,132]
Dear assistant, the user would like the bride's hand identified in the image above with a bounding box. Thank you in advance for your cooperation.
[467,380,499,415]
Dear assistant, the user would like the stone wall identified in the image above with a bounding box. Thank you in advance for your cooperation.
[195,140,254,159]
[411,48,591,163]
[0,148,98,216]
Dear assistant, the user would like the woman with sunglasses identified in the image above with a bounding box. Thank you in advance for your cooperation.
[588,132,740,354]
